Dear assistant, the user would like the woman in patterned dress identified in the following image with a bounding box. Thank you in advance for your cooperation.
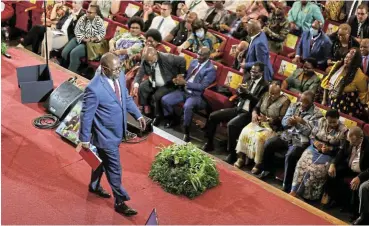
[321,47,368,120]
[290,109,347,200]
[234,82,291,174]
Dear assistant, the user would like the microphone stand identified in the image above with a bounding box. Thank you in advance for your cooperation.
[44,0,49,66]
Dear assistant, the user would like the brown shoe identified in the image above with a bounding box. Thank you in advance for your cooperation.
[234,158,245,168]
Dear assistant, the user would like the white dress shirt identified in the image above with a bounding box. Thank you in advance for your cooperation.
[149,16,176,40]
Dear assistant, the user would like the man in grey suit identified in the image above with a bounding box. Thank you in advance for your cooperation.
[131,47,186,126]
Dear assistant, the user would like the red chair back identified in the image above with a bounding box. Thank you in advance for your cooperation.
[364,124,369,136]
[281,34,300,57]
[175,49,198,69]
[273,55,298,81]
[211,60,224,81]
[104,18,118,41]
[221,37,241,67]
[162,41,177,54]
[323,20,340,36]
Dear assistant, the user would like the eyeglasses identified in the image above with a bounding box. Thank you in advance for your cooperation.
[87,11,96,14]
[161,7,169,11]
[102,65,122,74]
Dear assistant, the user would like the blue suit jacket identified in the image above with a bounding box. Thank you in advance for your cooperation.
[245,32,274,81]
[79,67,142,149]
[296,31,332,66]
[186,59,216,96]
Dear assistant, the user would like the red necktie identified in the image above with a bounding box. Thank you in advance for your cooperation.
[114,79,121,103]
[363,57,368,74]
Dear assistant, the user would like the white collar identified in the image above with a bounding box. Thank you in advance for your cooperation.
[250,32,261,41]
[312,32,321,41]
[252,76,262,85]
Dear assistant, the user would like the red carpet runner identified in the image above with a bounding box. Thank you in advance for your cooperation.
[1,48,341,224]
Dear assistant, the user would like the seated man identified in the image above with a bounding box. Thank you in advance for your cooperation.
[355,180,369,224]
[164,12,197,46]
[259,91,323,190]
[324,127,369,220]
[293,20,332,70]
[203,62,269,163]
[203,1,234,32]
[161,47,216,142]
[131,47,186,126]
[149,2,176,40]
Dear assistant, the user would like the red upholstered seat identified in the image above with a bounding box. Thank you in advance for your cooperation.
[364,124,369,137]
[221,37,241,67]
[15,1,43,32]
[1,2,14,22]
[272,54,298,81]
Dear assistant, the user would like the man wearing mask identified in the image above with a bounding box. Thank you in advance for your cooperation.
[348,3,369,42]
[258,91,323,186]
[240,19,274,81]
[164,12,197,46]
[161,47,216,142]
[361,39,369,76]
[79,53,146,216]
[325,126,369,225]
[288,0,324,36]
[203,62,269,163]
[293,20,332,70]
[149,2,176,39]
[131,47,186,126]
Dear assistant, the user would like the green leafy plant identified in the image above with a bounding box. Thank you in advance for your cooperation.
[149,143,220,199]
[1,42,7,55]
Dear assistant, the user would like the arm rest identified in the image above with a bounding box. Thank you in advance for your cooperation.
[25,6,37,12]
[229,94,238,102]
[206,82,217,89]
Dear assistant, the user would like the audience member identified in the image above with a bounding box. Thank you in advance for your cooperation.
[164,12,197,46]
[61,4,105,73]
[204,62,268,163]
[149,2,176,40]
[220,4,247,38]
[321,48,368,119]
[361,39,369,76]
[234,82,291,174]
[324,127,369,219]
[177,19,218,54]
[348,3,369,42]
[245,1,269,21]
[145,29,167,53]
[91,0,119,18]
[282,57,321,94]
[288,0,324,36]
[290,109,347,200]
[161,47,216,142]
[241,19,274,81]
[354,180,369,224]
[324,0,346,22]
[232,41,248,72]
[203,1,234,32]
[177,0,209,20]
[293,20,332,70]
[109,16,145,72]
[133,0,156,32]
[259,91,323,189]
[131,47,186,126]
[263,8,289,54]
[257,14,268,29]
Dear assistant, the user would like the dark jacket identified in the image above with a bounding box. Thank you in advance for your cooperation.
[236,76,268,113]
[134,52,186,85]
[334,136,369,182]
[133,10,156,32]
[329,32,360,61]
[348,15,369,39]
[67,10,85,41]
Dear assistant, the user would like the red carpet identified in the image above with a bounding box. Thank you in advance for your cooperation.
[1,48,342,225]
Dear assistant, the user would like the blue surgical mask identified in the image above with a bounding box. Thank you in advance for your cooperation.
[310,28,319,36]
[195,29,205,38]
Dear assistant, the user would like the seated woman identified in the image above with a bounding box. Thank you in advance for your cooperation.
[91,0,119,18]
[290,109,347,200]
[231,41,248,72]
[282,58,321,94]
[321,47,368,119]
[18,0,68,54]
[109,16,145,72]
[41,0,84,59]
[177,19,218,55]
[61,4,105,73]
[263,8,289,54]
[234,82,291,174]
[133,0,156,32]
[145,29,168,53]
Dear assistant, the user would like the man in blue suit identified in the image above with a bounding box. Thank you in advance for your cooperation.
[161,47,216,142]
[79,53,146,216]
[293,20,332,70]
[241,19,274,81]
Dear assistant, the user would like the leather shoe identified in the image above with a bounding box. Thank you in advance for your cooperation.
[115,202,138,216]
[353,216,369,225]
[202,142,214,152]
[89,187,111,198]
[257,171,271,179]
[225,153,237,164]
[152,117,161,126]
[183,134,190,142]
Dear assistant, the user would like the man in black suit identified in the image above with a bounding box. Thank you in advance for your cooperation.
[202,62,268,163]
[348,3,369,42]
[361,39,369,76]
[325,126,369,224]
[131,47,186,126]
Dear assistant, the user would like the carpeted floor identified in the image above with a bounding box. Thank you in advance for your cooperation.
[1,48,342,225]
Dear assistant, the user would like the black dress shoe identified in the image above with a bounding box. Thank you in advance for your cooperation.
[115,202,138,216]
[152,117,161,126]
[225,153,237,164]
[202,142,214,152]
[257,171,271,179]
[183,134,190,142]
[89,187,111,198]
[353,216,369,225]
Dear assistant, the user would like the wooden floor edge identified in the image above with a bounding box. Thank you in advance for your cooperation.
[9,47,347,225]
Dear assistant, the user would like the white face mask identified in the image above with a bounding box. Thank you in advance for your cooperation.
[310,27,319,36]
[195,29,205,38]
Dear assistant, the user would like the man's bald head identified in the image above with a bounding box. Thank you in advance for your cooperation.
[143,46,158,66]
[347,126,364,146]
[246,19,261,36]
[269,82,281,101]
[100,52,121,79]
[197,46,210,63]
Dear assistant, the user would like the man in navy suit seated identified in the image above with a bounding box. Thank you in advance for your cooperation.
[161,47,216,142]
[79,52,146,216]
[241,19,274,81]
[293,20,332,70]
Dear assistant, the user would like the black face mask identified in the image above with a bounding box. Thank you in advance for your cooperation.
[304,69,315,77]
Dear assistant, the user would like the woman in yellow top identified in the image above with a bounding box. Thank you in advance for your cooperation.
[321,47,368,119]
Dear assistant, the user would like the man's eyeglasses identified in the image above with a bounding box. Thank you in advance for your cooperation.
[102,65,122,74]
[87,11,96,14]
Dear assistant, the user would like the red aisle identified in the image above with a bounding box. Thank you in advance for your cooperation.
[1,48,339,225]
